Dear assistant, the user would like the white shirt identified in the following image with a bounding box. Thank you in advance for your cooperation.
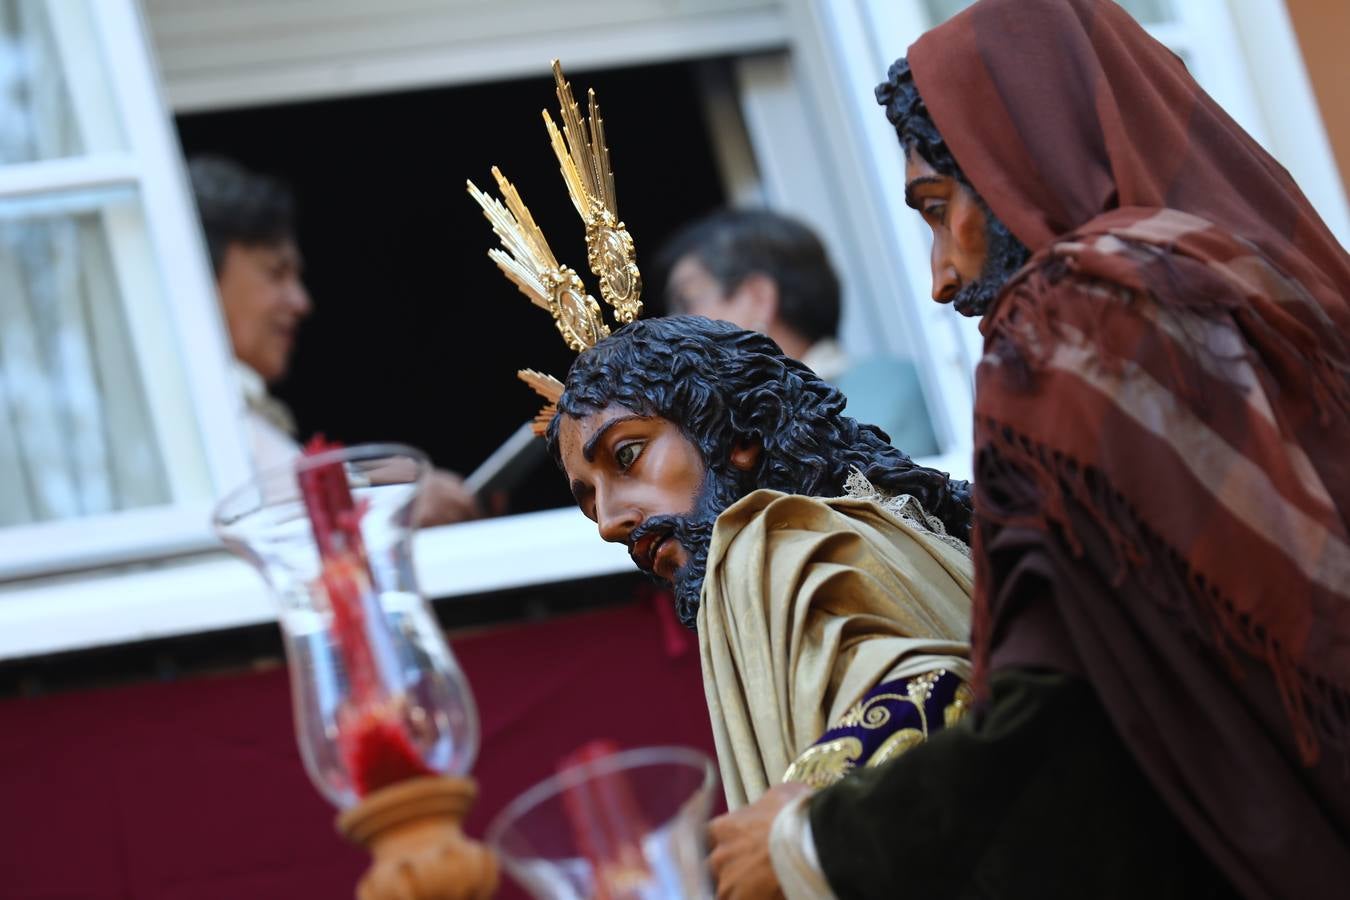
[800,338,850,383]
[234,361,300,473]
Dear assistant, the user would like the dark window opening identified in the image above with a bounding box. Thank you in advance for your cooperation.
[177,62,727,512]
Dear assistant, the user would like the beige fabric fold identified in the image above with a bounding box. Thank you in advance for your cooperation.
[697,489,973,808]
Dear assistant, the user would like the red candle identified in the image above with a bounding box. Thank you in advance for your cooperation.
[559,741,651,899]
[300,437,433,796]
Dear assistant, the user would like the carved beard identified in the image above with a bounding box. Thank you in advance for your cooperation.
[952,210,1032,317]
[627,463,754,629]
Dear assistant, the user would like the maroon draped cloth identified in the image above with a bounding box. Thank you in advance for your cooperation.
[910,0,1350,896]
[0,598,714,900]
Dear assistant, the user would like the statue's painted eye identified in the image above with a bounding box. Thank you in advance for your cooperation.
[921,198,948,226]
[615,441,645,470]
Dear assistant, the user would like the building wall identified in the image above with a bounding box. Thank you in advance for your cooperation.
[1285,0,1350,200]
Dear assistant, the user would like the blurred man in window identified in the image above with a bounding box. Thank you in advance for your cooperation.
[660,209,939,456]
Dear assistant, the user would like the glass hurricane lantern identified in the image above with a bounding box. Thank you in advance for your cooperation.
[214,442,496,899]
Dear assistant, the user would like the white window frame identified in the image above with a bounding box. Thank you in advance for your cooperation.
[1219,0,1349,246]
[0,0,251,580]
[0,506,632,660]
[145,0,793,114]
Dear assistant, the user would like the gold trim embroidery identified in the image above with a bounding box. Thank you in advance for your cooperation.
[944,683,975,729]
[783,671,963,788]
[781,737,865,790]
[835,669,945,732]
[842,470,971,558]
[867,728,927,767]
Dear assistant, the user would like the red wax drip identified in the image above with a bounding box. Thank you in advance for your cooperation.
[559,740,651,899]
[339,707,435,796]
[299,437,432,796]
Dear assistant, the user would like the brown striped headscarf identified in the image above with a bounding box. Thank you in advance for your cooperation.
[909,0,1350,895]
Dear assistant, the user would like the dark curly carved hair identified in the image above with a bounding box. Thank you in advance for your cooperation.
[546,316,973,625]
[875,58,1031,317]
[875,57,965,185]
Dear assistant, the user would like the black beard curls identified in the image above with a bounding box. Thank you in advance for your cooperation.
[626,463,753,628]
[952,208,1032,317]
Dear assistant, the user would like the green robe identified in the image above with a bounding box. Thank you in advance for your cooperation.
[809,669,1238,899]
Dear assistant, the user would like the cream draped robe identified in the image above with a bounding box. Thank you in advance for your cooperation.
[696,483,973,808]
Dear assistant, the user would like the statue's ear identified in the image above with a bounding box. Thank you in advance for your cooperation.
[729,435,762,472]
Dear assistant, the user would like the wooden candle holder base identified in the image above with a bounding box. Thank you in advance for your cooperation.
[338,776,499,900]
